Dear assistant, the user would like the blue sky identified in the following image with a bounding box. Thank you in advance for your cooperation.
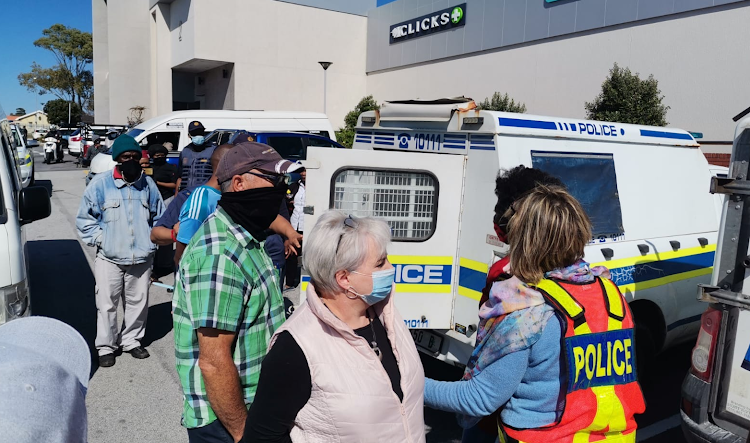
[0,0,92,117]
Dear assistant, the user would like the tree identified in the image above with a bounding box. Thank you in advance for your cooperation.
[335,95,380,148]
[476,92,527,113]
[44,99,82,126]
[127,106,147,126]
[14,108,27,116]
[18,24,93,112]
[585,63,669,126]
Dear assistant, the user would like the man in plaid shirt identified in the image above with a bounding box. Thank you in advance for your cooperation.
[173,141,302,442]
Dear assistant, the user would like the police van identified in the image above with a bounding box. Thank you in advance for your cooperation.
[302,98,722,367]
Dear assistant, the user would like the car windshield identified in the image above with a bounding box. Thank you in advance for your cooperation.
[60,129,76,136]
[125,128,145,139]
[92,129,108,137]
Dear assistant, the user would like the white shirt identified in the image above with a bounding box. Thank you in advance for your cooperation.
[290,182,306,231]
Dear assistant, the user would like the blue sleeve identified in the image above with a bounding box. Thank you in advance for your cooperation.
[424,349,529,417]
[177,188,209,244]
[155,193,186,229]
[76,183,103,247]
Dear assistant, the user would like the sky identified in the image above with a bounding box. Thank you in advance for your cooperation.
[0,0,92,117]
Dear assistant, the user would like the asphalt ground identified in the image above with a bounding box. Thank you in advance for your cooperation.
[27,155,692,443]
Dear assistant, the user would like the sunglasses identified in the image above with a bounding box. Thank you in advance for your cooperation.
[245,171,290,187]
[335,215,359,254]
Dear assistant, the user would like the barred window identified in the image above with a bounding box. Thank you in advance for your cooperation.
[331,169,438,241]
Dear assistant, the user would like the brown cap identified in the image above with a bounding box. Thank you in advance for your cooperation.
[216,142,302,184]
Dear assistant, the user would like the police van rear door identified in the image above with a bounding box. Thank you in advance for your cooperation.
[304,146,467,343]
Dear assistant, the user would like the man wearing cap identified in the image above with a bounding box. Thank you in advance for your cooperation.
[175,120,216,193]
[173,142,300,442]
[77,134,165,368]
[0,316,91,442]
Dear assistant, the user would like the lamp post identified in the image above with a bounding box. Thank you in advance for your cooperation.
[33,77,38,133]
[318,62,332,115]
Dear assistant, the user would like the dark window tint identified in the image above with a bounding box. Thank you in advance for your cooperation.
[144,132,181,151]
[268,137,305,160]
[307,137,337,148]
[531,152,624,238]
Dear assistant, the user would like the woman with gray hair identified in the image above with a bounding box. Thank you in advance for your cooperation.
[243,211,426,443]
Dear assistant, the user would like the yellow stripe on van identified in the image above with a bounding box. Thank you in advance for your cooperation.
[458,286,483,301]
[395,284,452,294]
[617,267,713,295]
[590,244,716,270]
[459,258,489,273]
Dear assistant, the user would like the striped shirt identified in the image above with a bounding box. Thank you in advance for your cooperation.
[176,185,221,244]
[173,207,286,429]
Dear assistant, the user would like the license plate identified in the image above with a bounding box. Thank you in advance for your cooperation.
[411,329,443,354]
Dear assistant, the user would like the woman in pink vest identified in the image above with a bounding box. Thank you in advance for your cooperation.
[243,211,426,443]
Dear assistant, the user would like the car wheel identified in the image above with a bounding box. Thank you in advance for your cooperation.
[29,164,35,186]
[635,322,656,379]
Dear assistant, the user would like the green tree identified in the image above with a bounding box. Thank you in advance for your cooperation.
[18,24,93,112]
[476,92,527,113]
[44,99,82,126]
[14,108,27,116]
[335,95,380,148]
[585,63,669,126]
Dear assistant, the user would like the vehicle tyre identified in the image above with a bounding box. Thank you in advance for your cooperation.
[635,322,656,379]
[29,164,35,186]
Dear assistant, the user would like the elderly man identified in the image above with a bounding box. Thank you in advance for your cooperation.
[77,135,165,368]
[173,142,300,442]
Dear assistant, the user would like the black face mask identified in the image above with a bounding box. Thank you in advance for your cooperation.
[218,187,286,241]
[119,160,142,183]
[153,157,167,166]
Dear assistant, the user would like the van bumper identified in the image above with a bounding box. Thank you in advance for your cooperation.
[681,372,745,443]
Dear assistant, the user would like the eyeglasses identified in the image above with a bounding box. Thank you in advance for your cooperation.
[335,215,359,254]
[245,171,290,187]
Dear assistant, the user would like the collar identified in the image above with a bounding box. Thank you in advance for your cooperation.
[113,167,123,180]
[112,166,143,188]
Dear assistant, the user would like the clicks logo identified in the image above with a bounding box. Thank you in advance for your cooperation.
[451,7,463,24]
[398,133,411,149]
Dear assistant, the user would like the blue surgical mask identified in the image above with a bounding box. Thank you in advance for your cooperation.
[349,268,396,306]
[192,135,205,146]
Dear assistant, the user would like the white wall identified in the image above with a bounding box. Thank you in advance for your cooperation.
[366,6,750,145]
[92,0,110,123]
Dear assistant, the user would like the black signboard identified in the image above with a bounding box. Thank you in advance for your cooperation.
[389,3,466,44]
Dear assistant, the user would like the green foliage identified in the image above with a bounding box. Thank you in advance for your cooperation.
[585,63,669,126]
[18,24,93,112]
[44,99,82,126]
[476,92,527,113]
[14,108,27,116]
[335,95,380,148]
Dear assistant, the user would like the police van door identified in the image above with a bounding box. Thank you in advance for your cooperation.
[303,146,467,341]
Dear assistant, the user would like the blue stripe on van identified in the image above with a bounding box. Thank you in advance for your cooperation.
[499,118,557,130]
[640,130,694,141]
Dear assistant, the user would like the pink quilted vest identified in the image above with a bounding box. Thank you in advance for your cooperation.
[270,284,426,443]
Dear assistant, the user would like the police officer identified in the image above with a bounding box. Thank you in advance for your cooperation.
[175,121,216,194]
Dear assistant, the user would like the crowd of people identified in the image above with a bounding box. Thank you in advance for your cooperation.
[5,120,646,443]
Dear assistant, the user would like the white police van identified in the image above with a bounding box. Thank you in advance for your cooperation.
[302,98,722,367]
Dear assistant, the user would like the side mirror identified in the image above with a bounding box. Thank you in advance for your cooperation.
[19,186,51,224]
[26,140,39,148]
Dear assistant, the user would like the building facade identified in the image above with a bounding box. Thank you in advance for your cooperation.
[94,0,750,150]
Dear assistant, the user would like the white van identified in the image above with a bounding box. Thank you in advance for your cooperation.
[0,117,51,325]
[124,110,336,151]
[302,98,722,366]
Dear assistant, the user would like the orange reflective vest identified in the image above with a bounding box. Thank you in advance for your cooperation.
[503,277,646,443]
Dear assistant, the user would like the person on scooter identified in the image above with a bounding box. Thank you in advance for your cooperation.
[44,129,64,163]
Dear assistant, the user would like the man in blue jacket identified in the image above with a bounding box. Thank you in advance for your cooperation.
[76,135,165,368]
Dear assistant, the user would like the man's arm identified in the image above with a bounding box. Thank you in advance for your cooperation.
[151,225,175,246]
[75,185,103,247]
[198,328,247,442]
[174,241,187,268]
[270,215,301,251]
[157,181,177,189]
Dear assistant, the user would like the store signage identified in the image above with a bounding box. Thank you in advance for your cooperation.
[390,4,466,44]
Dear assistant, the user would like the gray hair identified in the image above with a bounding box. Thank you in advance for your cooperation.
[303,211,391,296]
[220,179,233,193]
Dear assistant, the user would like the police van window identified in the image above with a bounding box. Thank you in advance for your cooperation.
[531,152,625,238]
[268,137,305,161]
[307,137,337,148]
[144,132,181,151]
[331,169,438,241]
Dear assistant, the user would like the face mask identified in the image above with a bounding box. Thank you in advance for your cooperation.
[218,187,285,240]
[348,268,396,306]
[191,135,205,146]
[119,159,142,183]
[494,222,508,244]
[153,157,167,166]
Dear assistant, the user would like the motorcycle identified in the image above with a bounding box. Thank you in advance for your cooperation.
[43,137,63,164]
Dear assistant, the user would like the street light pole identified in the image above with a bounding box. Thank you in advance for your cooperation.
[33,77,38,133]
[318,62,332,115]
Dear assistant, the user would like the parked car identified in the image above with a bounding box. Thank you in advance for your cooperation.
[9,124,34,187]
[0,114,51,325]
[680,116,750,443]
[31,128,47,140]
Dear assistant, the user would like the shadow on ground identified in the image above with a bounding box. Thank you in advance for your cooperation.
[28,239,97,373]
[141,301,173,348]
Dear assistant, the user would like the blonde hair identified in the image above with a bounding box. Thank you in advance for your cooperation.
[507,186,592,284]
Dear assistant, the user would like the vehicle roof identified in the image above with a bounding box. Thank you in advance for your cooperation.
[358,99,699,148]
[135,110,330,130]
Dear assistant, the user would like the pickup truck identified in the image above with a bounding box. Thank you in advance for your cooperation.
[680,115,750,443]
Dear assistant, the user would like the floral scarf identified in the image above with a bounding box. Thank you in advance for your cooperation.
[458,260,609,428]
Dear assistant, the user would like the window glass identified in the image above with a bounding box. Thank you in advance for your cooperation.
[332,169,438,241]
[143,132,181,151]
[0,129,20,194]
[307,137,337,148]
[268,136,305,160]
[531,151,624,238]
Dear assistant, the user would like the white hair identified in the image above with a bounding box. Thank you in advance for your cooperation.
[303,210,391,296]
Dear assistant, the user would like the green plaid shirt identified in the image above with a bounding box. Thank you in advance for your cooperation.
[173,207,286,429]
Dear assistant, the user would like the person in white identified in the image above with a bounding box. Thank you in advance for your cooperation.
[286,169,306,288]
